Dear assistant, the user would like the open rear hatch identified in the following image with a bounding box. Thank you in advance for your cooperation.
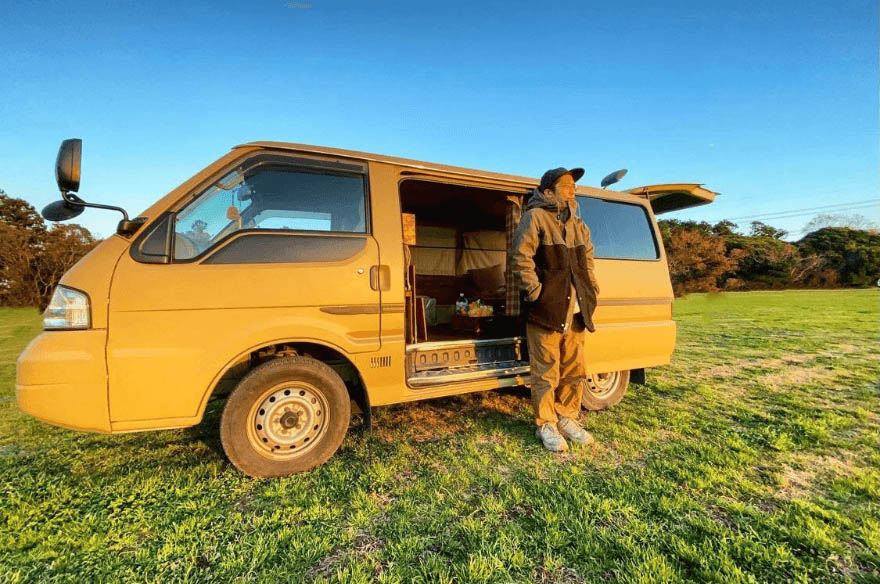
[627,183,718,214]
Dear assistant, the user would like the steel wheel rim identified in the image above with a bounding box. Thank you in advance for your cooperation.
[246,381,330,459]
[586,371,620,399]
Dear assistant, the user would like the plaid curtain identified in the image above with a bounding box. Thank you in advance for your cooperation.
[505,194,523,316]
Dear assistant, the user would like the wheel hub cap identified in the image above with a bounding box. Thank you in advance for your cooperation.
[250,383,329,458]
[586,371,620,398]
[280,411,299,429]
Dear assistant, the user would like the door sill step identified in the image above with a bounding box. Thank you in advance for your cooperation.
[407,360,529,388]
[407,336,524,374]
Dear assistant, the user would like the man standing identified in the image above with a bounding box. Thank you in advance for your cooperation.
[510,167,600,452]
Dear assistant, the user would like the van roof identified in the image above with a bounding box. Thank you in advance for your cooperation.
[236,141,545,190]
[235,142,718,211]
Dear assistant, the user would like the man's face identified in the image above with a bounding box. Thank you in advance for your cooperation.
[551,174,576,201]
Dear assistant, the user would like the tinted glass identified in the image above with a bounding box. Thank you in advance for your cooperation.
[174,158,366,260]
[576,196,659,260]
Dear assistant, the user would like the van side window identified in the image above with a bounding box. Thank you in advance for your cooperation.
[174,157,367,260]
[576,197,659,260]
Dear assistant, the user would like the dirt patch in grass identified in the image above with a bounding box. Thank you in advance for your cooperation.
[534,564,586,584]
[307,530,386,579]
[373,400,468,442]
[832,344,860,353]
[554,441,601,465]
[372,389,530,443]
[698,357,783,380]
[777,451,863,500]
[696,355,840,401]
[779,465,814,499]
[500,502,533,520]
[759,366,836,389]
[699,363,743,379]
[475,434,507,445]
[698,354,816,382]
[368,491,397,508]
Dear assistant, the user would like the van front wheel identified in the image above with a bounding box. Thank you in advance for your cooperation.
[581,370,630,411]
[220,356,351,478]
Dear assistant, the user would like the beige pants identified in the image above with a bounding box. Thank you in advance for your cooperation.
[526,318,586,427]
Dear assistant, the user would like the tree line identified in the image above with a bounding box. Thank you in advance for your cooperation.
[660,218,880,296]
[1,189,878,308]
[0,190,99,308]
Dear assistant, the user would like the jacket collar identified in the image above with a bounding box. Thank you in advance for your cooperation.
[525,187,578,222]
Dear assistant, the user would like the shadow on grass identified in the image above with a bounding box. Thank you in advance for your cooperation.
[182,399,225,459]
[18,382,668,481]
[369,386,535,443]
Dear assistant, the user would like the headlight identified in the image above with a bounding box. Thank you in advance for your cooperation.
[43,286,91,330]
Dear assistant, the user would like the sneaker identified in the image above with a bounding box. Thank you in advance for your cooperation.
[557,416,594,446]
[535,423,569,452]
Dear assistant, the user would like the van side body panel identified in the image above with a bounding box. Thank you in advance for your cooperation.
[107,239,382,422]
[587,259,676,372]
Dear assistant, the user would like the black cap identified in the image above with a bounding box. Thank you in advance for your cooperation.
[539,167,585,192]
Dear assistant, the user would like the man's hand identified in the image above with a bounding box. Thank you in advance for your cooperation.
[526,284,542,303]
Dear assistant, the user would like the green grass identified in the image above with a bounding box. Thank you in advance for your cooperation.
[1,290,878,583]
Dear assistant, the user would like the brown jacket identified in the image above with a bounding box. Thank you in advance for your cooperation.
[510,188,599,333]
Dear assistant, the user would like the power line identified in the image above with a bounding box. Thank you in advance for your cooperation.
[726,205,878,225]
[724,200,879,223]
[733,203,878,222]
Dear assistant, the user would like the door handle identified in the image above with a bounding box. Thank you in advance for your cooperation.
[369,265,391,291]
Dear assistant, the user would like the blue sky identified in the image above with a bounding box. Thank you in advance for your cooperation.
[1,0,876,239]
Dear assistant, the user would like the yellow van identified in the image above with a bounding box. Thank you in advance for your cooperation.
[17,139,716,477]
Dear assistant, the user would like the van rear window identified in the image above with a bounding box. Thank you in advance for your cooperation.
[576,197,659,260]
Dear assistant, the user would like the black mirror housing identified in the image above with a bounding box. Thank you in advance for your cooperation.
[42,197,85,222]
[117,217,147,236]
[56,139,82,193]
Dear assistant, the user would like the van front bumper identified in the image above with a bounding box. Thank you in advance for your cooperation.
[16,330,110,433]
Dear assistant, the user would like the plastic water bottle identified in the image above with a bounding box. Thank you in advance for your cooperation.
[456,293,468,316]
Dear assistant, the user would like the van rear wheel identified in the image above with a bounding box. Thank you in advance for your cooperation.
[220,356,350,478]
[581,370,630,411]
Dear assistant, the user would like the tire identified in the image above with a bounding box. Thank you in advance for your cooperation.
[581,370,630,411]
[220,356,351,478]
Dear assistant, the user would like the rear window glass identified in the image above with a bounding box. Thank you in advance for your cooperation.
[576,197,659,260]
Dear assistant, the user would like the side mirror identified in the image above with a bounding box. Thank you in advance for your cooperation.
[56,139,82,193]
[47,138,142,235]
[42,195,85,222]
[601,169,628,189]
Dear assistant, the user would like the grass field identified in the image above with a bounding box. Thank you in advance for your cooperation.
[1,290,878,583]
